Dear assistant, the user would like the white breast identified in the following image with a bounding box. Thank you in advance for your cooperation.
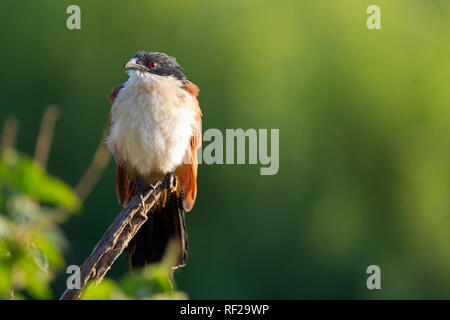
[107,70,197,175]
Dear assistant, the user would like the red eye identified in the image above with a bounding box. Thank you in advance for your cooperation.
[148,61,157,69]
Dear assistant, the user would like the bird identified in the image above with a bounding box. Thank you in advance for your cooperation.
[107,51,202,269]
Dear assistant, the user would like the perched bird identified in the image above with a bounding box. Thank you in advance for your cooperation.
[107,51,202,269]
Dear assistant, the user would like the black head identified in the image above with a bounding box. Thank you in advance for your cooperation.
[124,51,186,80]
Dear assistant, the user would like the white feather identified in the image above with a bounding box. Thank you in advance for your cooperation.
[107,70,197,175]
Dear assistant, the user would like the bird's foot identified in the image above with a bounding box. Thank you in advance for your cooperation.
[162,172,177,208]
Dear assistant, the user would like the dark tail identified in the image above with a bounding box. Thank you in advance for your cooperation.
[126,194,188,269]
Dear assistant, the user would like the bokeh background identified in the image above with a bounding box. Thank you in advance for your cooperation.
[1,0,450,299]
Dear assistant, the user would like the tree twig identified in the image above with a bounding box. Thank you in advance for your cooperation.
[74,132,111,202]
[59,178,175,300]
[34,105,60,169]
[52,131,112,224]
[1,116,19,154]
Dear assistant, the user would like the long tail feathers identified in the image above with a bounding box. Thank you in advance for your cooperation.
[126,194,188,269]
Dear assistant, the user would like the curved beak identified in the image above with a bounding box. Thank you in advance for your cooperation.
[124,58,139,70]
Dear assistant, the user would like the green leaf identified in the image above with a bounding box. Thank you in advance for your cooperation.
[0,216,12,238]
[30,233,64,270]
[25,276,52,300]
[151,291,188,300]
[0,150,80,212]
[82,280,120,300]
[0,264,13,299]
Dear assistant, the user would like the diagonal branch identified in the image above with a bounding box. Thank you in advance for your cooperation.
[1,116,19,154]
[34,105,60,169]
[60,178,175,300]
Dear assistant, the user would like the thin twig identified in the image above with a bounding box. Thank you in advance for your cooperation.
[53,138,111,224]
[74,135,112,202]
[1,116,19,154]
[34,105,60,169]
[59,178,175,300]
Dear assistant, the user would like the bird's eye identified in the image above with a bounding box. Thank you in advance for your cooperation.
[148,61,157,69]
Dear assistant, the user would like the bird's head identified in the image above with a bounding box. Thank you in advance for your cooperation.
[124,51,186,80]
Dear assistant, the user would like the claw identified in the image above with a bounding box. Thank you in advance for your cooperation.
[161,172,177,207]
[164,172,177,191]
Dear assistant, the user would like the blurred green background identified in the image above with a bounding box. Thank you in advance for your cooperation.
[1,0,450,299]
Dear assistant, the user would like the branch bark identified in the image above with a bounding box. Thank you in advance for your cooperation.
[60,179,173,300]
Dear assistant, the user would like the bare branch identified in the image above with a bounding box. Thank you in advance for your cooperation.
[34,105,60,169]
[59,178,175,300]
[1,116,19,154]
[74,134,112,202]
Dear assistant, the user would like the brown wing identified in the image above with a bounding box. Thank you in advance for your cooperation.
[109,83,124,105]
[176,81,202,212]
[109,83,136,207]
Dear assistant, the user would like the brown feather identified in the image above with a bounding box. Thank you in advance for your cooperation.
[176,81,202,212]
[115,164,136,207]
[109,83,136,207]
[109,84,124,104]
